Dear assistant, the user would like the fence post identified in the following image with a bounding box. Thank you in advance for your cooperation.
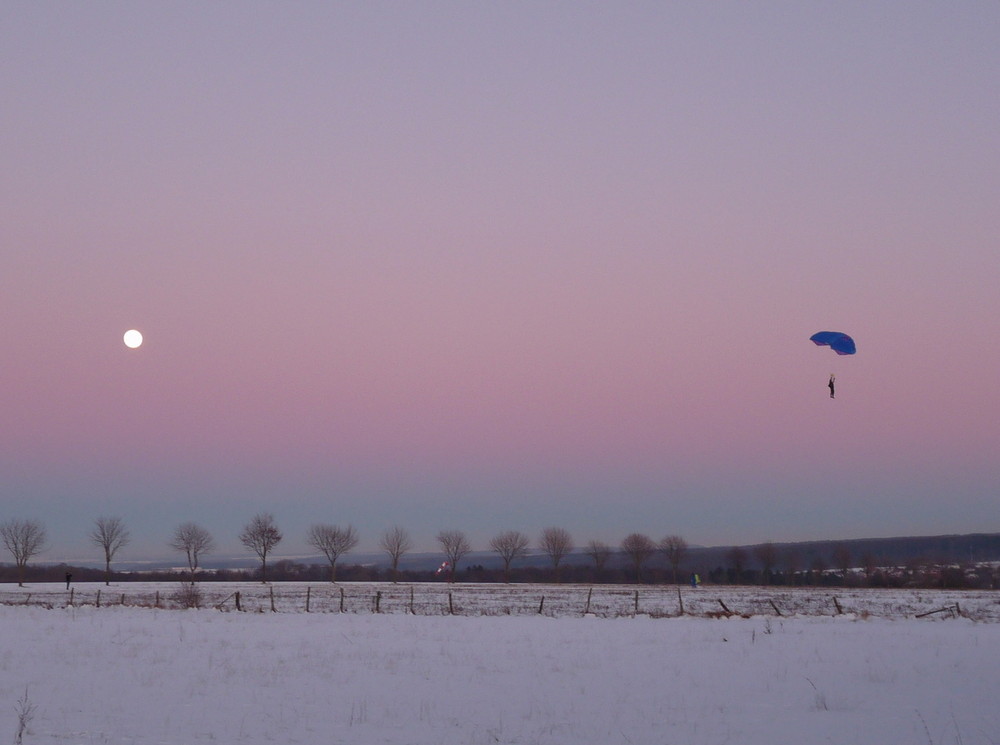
[375,591,382,614]
[634,590,639,616]
[409,586,415,615]
[832,596,843,615]
[306,586,311,613]
[677,586,684,616]
[68,588,74,607]
[235,591,242,612]
[270,586,276,612]
[448,592,454,615]
[583,587,592,615]
[538,596,545,615]
[339,586,345,613]
[96,589,101,608]
[155,591,160,609]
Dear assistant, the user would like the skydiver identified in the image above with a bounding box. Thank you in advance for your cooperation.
[828,374,836,399]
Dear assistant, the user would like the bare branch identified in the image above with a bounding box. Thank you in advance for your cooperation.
[90,517,130,586]
[239,513,282,582]
[379,526,413,582]
[659,535,688,584]
[307,524,359,582]
[489,530,530,583]
[170,522,215,582]
[0,519,47,587]
[436,530,471,582]
[539,527,573,582]
[620,533,655,583]
[585,540,612,573]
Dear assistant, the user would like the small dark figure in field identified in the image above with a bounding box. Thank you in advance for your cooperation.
[65,572,72,589]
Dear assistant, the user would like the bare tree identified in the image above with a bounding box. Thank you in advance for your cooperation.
[585,539,612,579]
[754,541,778,585]
[784,548,803,586]
[539,527,573,583]
[860,551,878,585]
[14,687,36,745]
[620,533,655,583]
[808,555,828,585]
[0,520,46,587]
[90,517,130,586]
[169,522,215,583]
[831,543,852,583]
[307,524,359,582]
[659,535,688,585]
[379,526,412,583]
[436,529,471,582]
[726,546,747,584]
[239,513,282,582]
[489,530,530,583]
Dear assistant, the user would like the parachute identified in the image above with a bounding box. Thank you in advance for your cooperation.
[809,331,856,356]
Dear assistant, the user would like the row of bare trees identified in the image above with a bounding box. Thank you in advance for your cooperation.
[237,514,400,583]
[0,517,130,587]
[0,513,398,586]
[442,528,689,584]
[2,512,692,586]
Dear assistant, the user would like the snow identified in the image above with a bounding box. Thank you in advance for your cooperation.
[2,583,999,744]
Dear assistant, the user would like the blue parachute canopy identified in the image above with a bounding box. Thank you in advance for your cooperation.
[810,331,856,355]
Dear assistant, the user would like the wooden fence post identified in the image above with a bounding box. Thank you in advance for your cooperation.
[96,589,101,608]
[68,588,74,607]
[538,596,545,615]
[270,586,276,612]
[832,596,843,615]
[409,586,415,615]
[676,586,684,616]
[375,591,382,614]
[339,587,345,613]
[448,592,454,615]
[306,586,311,613]
[583,587,592,615]
[634,590,639,616]
[235,591,242,612]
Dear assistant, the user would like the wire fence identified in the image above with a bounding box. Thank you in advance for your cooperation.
[1,582,998,620]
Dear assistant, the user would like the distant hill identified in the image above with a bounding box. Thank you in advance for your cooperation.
[681,533,1000,572]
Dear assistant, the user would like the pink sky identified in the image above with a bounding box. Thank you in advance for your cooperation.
[2,3,998,560]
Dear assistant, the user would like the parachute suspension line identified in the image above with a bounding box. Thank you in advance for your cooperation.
[810,332,854,399]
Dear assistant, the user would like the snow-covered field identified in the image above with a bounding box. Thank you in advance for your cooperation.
[2,583,999,744]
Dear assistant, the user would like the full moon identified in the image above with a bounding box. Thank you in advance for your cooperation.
[123,329,143,349]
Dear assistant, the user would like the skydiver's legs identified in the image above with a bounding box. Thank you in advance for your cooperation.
[828,374,836,399]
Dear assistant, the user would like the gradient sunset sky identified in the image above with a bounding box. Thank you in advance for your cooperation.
[3,3,998,563]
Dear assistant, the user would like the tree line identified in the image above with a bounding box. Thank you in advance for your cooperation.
[2,516,996,590]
